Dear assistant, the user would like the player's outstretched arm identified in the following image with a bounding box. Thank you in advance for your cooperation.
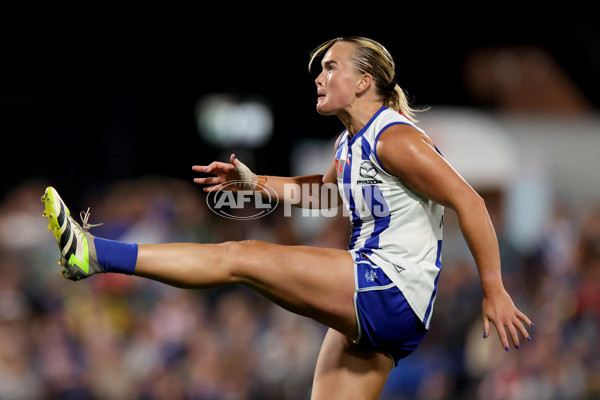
[193,154,338,209]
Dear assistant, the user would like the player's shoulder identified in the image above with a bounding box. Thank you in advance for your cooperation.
[374,108,422,133]
[375,122,439,169]
[377,120,428,147]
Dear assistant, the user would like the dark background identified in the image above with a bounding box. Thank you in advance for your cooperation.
[2,15,598,204]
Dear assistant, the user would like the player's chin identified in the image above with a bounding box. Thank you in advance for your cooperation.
[315,100,335,116]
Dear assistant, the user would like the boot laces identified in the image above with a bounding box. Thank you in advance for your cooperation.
[80,207,104,231]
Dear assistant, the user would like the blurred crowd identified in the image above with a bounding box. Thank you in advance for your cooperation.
[0,177,599,399]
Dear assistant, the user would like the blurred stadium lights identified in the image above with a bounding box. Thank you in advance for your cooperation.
[195,94,273,148]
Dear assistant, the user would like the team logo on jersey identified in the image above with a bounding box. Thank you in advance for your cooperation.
[365,269,377,282]
[357,161,383,185]
[359,161,378,178]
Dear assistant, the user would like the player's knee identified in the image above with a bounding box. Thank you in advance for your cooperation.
[218,239,264,281]
[219,239,260,253]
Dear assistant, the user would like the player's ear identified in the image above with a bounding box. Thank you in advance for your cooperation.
[356,74,372,95]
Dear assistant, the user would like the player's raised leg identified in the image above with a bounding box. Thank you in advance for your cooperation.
[42,186,358,338]
[134,240,358,338]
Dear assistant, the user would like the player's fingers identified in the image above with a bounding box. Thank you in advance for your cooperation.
[204,162,223,173]
[230,154,249,175]
[192,162,219,172]
[513,309,533,343]
[515,319,531,344]
[516,309,534,329]
[196,161,231,174]
[193,176,223,185]
[483,316,490,339]
[494,322,510,351]
[507,322,521,349]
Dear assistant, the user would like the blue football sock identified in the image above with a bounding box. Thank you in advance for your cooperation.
[94,237,138,275]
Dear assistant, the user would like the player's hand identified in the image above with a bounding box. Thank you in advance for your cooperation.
[482,288,533,351]
[192,154,256,192]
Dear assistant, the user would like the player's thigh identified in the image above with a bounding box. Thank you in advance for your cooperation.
[228,240,357,337]
[311,328,392,400]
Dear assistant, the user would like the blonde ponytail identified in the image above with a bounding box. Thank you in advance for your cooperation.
[384,84,416,122]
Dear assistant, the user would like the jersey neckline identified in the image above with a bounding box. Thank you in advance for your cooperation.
[347,106,388,146]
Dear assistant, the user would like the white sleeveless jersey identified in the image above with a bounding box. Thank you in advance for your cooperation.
[335,107,444,329]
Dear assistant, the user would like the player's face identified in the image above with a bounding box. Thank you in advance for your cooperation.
[315,42,362,116]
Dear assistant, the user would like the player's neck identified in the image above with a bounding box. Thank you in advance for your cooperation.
[340,101,384,138]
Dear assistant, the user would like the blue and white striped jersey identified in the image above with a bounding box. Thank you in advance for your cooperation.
[335,107,444,329]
